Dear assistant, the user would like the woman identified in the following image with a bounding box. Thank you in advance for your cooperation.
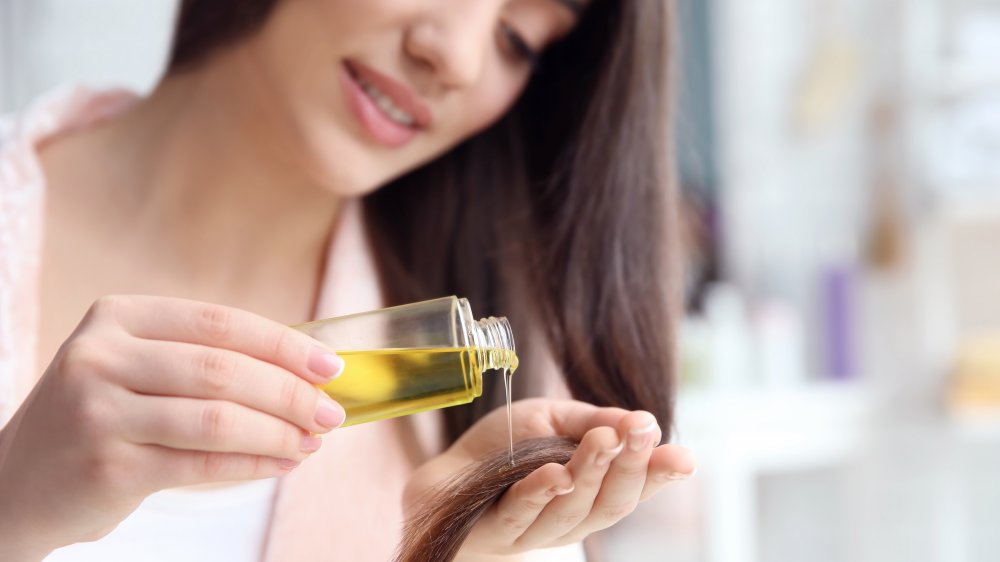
[0,0,696,560]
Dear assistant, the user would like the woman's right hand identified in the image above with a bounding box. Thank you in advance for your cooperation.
[0,295,346,560]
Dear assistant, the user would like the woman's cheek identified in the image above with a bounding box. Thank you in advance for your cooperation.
[414,83,525,164]
[461,79,529,137]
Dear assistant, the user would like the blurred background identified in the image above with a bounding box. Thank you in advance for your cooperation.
[3,0,1000,561]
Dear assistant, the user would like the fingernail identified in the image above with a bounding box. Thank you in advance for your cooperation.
[627,420,658,452]
[663,467,697,481]
[314,396,346,430]
[594,441,625,466]
[627,432,651,452]
[278,458,300,470]
[300,434,322,453]
[308,347,344,381]
[547,484,575,496]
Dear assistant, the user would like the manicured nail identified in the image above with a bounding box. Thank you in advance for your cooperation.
[300,434,322,453]
[314,396,346,430]
[547,484,576,496]
[627,419,658,452]
[308,347,344,381]
[278,458,300,470]
[595,441,625,466]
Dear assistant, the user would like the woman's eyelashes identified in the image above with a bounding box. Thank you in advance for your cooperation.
[499,21,540,68]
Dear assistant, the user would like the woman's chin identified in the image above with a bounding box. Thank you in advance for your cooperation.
[296,145,381,199]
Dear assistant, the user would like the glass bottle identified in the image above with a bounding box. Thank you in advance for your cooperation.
[293,296,517,427]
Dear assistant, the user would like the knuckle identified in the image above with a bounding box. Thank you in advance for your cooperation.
[81,456,115,487]
[521,497,549,511]
[578,472,606,488]
[200,402,236,443]
[277,376,305,417]
[554,511,588,527]
[597,501,637,521]
[195,349,239,391]
[81,444,125,488]
[60,337,111,377]
[76,398,113,441]
[283,426,304,457]
[524,410,552,435]
[88,295,122,321]
[615,463,648,479]
[197,305,237,342]
[199,452,229,480]
[499,512,531,533]
[249,455,267,478]
[266,328,295,363]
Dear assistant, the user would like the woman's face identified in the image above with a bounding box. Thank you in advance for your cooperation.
[241,0,584,194]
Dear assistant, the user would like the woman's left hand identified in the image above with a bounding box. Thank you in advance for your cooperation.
[403,398,697,558]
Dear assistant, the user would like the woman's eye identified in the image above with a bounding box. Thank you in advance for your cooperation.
[499,22,539,67]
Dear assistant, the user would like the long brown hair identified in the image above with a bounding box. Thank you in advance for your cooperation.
[395,437,578,562]
[168,0,679,444]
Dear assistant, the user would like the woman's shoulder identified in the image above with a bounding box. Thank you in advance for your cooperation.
[0,85,137,425]
[1,84,137,185]
[1,84,135,271]
[0,84,138,256]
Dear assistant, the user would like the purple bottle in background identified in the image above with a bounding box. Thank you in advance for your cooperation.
[823,266,857,380]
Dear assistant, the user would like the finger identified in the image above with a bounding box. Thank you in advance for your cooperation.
[639,444,697,502]
[453,400,630,460]
[138,444,299,489]
[544,399,631,441]
[516,426,621,549]
[467,463,574,552]
[92,295,343,384]
[559,411,659,542]
[117,339,345,434]
[123,394,320,462]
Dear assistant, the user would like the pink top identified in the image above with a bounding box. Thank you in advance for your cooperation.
[0,85,427,561]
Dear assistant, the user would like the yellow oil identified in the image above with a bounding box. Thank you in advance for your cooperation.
[503,368,515,467]
[320,347,518,428]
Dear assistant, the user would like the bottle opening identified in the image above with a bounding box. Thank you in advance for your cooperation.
[473,316,518,372]
[456,297,518,374]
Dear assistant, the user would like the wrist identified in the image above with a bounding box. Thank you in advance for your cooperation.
[0,521,52,562]
[0,545,50,562]
[0,498,54,562]
[0,429,54,562]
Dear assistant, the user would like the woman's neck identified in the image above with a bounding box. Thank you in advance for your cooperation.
[43,52,342,318]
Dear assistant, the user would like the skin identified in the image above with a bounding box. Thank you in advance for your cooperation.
[408,400,697,560]
[0,0,696,560]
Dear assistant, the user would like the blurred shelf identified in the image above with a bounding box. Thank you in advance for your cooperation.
[674,381,874,471]
[949,405,1000,440]
[673,382,876,562]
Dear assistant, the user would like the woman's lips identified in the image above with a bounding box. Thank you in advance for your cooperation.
[341,61,432,148]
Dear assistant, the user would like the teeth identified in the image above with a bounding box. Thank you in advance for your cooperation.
[355,74,416,127]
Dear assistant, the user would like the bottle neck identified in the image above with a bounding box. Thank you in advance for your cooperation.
[470,316,518,373]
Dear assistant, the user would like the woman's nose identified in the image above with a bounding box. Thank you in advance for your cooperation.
[404,3,496,90]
